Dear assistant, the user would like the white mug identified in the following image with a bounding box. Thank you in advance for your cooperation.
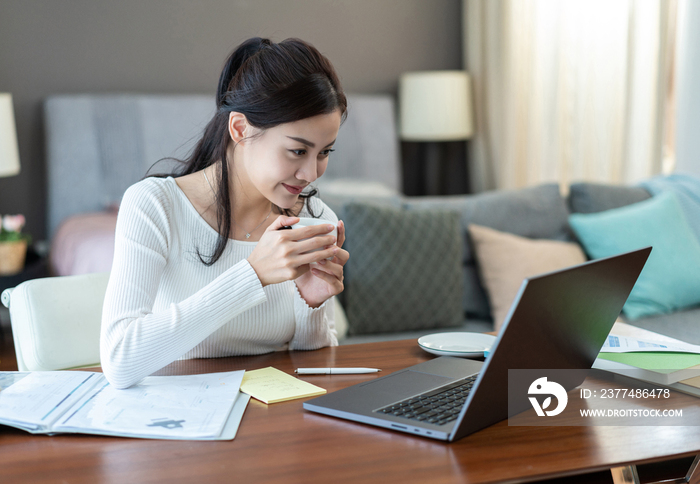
[290,217,338,258]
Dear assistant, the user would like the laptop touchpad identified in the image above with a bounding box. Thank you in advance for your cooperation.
[359,370,454,404]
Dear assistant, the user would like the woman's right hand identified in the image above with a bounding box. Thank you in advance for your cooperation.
[247,216,338,287]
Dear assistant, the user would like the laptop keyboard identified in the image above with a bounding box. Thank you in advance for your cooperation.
[375,375,478,426]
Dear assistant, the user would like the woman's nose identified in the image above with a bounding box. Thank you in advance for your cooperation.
[296,159,318,183]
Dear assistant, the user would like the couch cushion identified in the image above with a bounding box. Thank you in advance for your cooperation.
[568,182,651,214]
[341,202,464,335]
[402,184,572,319]
[468,224,587,331]
[569,192,700,320]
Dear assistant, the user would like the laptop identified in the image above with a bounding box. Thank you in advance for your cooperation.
[303,247,651,442]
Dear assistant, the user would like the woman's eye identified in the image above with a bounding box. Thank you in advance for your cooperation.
[288,148,335,157]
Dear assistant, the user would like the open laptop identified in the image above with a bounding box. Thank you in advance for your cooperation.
[303,247,651,442]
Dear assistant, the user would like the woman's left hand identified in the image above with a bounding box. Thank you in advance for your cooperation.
[295,220,349,308]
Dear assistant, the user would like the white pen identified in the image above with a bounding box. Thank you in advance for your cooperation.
[295,368,382,375]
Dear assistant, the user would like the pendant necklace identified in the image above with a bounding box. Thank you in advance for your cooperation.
[203,169,273,239]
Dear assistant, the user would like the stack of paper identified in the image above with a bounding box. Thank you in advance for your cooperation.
[0,370,249,440]
[594,325,700,389]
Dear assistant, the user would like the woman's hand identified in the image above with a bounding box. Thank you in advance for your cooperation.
[295,220,349,308]
[247,216,338,287]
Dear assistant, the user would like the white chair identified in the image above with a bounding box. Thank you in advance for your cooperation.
[1,272,109,371]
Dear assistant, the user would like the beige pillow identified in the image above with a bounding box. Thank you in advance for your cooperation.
[468,224,587,331]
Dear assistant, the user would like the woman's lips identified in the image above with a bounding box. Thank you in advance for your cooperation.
[283,183,304,195]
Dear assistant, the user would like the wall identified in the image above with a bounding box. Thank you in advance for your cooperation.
[675,0,700,177]
[0,0,463,240]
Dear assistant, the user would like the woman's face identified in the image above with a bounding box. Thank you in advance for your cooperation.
[235,110,342,209]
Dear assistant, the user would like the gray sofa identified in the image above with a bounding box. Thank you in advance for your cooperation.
[329,182,700,346]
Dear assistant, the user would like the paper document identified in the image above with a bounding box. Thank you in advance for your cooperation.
[0,372,101,431]
[594,323,700,385]
[55,371,244,439]
[240,367,326,404]
[601,334,700,354]
[0,370,248,440]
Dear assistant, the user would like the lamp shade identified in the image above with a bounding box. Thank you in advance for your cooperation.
[0,93,21,177]
[399,71,474,141]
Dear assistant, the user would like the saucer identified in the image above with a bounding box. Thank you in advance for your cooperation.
[417,332,497,358]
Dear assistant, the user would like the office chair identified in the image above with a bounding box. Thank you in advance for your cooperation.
[1,272,109,371]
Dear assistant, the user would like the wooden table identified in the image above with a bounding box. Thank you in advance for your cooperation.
[2,339,700,484]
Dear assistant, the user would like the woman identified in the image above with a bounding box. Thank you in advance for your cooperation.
[100,37,349,389]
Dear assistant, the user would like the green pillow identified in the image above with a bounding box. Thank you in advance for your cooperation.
[342,202,464,335]
[568,192,700,319]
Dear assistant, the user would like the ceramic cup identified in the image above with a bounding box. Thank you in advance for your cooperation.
[290,217,338,259]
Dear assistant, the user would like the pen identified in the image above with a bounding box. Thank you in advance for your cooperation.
[295,368,382,375]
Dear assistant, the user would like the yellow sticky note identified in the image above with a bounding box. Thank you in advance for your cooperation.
[240,367,326,404]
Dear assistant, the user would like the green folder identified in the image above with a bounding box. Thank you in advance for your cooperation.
[598,352,700,374]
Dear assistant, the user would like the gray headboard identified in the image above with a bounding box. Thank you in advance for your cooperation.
[44,93,400,239]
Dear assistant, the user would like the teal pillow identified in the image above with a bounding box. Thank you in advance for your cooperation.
[568,192,700,319]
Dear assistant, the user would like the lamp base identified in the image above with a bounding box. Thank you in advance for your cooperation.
[401,141,470,196]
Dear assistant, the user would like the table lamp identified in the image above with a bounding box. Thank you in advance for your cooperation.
[399,71,474,195]
[0,93,24,277]
[0,93,21,178]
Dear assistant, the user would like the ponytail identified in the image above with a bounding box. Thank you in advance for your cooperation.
[216,37,272,108]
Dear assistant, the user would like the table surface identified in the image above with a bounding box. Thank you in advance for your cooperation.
[2,338,700,484]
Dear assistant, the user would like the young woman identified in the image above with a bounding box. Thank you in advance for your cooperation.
[100,37,349,389]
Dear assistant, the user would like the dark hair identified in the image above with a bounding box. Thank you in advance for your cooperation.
[151,37,346,265]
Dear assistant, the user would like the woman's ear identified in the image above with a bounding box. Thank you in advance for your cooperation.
[228,112,249,143]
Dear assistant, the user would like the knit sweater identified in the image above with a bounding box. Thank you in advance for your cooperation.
[100,176,338,389]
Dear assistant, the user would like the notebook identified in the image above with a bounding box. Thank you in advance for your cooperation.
[303,247,651,442]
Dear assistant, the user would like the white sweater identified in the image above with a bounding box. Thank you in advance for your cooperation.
[100,176,338,389]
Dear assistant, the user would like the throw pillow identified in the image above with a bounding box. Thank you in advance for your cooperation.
[402,184,573,320]
[568,192,700,320]
[568,183,651,214]
[341,202,464,335]
[468,224,587,331]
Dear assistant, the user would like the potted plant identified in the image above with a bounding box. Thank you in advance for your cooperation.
[0,214,31,276]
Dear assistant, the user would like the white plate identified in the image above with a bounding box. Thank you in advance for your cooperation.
[417,332,497,358]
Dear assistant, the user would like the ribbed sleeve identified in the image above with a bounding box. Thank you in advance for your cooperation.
[100,177,338,389]
[290,290,338,350]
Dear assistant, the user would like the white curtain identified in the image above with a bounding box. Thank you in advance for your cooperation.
[463,0,677,192]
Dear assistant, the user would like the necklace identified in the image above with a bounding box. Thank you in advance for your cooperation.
[203,169,273,239]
